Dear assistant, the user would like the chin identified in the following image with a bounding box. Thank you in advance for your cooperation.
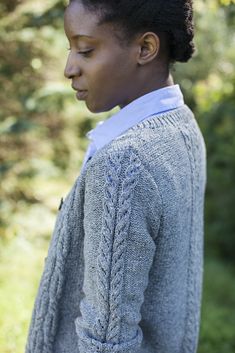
[86,100,115,114]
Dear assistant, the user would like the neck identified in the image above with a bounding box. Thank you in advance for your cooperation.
[139,72,174,93]
[119,72,174,109]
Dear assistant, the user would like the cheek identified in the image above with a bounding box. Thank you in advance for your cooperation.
[85,69,115,108]
[85,54,133,111]
[89,51,129,87]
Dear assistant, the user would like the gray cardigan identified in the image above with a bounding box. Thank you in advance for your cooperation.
[25,105,207,353]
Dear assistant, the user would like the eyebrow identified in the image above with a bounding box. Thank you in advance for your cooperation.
[71,34,94,40]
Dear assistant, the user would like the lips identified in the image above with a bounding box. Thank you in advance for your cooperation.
[71,84,88,100]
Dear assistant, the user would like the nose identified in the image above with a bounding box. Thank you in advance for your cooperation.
[64,53,81,79]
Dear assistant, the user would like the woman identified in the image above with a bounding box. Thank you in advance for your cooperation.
[25,1,207,352]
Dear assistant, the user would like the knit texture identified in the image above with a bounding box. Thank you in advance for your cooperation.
[25,104,207,353]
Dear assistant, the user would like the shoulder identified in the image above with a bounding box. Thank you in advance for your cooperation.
[84,133,143,178]
[84,137,162,208]
[83,140,145,194]
[83,105,196,186]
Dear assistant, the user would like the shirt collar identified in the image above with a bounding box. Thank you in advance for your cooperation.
[86,84,184,150]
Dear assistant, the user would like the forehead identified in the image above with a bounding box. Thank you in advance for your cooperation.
[64,1,109,41]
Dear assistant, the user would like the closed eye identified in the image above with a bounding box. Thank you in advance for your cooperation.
[66,47,93,56]
[77,49,94,57]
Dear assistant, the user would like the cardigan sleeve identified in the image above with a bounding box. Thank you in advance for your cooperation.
[75,147,162,353]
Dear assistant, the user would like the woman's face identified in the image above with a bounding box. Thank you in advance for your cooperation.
[64,0,139,113]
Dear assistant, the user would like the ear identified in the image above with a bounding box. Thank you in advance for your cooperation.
[137,32,160,65]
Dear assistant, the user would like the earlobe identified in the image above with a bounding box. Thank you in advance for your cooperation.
[137,32,160,66]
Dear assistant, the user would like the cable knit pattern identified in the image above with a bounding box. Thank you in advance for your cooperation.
[25,105,207,353]
[93,152,123,341]
[95,151,142,342]
[75,149,144,353]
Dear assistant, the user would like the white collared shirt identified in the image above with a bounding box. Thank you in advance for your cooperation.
[81,84,184,173]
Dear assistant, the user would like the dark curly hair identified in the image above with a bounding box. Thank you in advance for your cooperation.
[69,0,195,63]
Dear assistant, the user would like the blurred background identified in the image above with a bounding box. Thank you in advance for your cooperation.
[0,0,235,352]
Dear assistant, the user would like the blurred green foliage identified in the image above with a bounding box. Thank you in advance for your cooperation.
[174,0,235,261]
[0,0,235,352]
